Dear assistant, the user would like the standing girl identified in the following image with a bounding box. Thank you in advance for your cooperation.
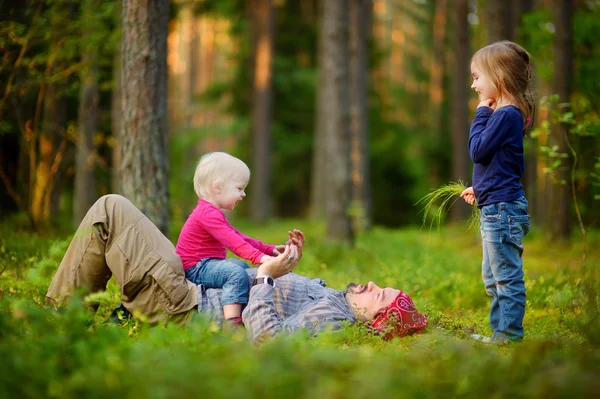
[460,41,534,343]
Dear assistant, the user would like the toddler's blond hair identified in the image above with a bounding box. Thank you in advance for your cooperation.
[193,152,250,199]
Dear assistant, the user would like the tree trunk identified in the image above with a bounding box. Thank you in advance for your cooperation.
[111,0,122,194]
[120,0,170,235]
[515,0,537,223]
[450,0,471,221]
[249,0,274,223]
[486,0,514,42]
[31,81,67,226]
[428,0,448,188]
[513,0,534,33]
[547,0,573,240]
[74,0,100,227]
[348,0,372,233]
[310,0,327,219]
[322,0,353,244]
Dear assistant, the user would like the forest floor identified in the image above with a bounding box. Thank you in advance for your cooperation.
[1,215,599,398]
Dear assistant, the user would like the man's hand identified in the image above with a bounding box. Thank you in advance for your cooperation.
[460,186,476,206]
[259,254,275,264]
[257,245,299,279]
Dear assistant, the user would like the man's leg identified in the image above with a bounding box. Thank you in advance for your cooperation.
[47,194,198,324]
[46,196,115,311]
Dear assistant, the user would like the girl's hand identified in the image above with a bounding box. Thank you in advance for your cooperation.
[460,186,477,206]
[477,98,496,110]
[273,245,286,256]
[285,229,305,260]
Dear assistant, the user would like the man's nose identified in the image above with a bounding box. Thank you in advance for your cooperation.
[367,281,379,291]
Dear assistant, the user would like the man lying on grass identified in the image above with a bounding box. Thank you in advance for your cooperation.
[47,195,427,343]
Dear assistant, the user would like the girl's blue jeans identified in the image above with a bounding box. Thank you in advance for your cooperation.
[184,258,250,305]
[480,196,530,342]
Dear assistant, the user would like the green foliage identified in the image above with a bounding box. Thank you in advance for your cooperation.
[2,215,600,397]
[532,95,600,202]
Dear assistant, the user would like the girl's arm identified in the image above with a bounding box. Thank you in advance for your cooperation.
[235,229,277,255]
[201,208,270,264]
[469,107,513,164]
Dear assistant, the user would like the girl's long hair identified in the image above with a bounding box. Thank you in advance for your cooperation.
[471,40,535,134]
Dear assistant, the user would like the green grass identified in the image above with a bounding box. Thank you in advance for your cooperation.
[415,180,480,232]
[1,216,599,398]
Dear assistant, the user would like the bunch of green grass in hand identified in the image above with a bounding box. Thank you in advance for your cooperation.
[416,180,480,231]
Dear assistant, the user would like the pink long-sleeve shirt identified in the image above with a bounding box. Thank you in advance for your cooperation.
[176,200,276,270]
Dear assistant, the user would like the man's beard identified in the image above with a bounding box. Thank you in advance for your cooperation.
[345,283,366,295]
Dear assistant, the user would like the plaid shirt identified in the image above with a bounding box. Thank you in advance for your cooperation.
[197,268,356,343]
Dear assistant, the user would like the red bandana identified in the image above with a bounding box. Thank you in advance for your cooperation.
[370,290,428,339]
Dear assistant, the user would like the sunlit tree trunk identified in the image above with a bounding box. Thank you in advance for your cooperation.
[30,2,72,227]
[74,0,100,227]
[348,0,372,233]
[428,0,448,188]
[120,0,170,235]
[547,0,573,240]
[322,0,353,244]
[450,0,471,221]
[31,77,67,226]
[249,0,274,223]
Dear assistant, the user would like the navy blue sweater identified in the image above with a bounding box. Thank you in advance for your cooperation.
[469,105,525,208]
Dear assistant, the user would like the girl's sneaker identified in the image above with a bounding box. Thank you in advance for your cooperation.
[470,334,492,343]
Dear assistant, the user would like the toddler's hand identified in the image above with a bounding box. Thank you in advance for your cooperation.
[273,245,286,256]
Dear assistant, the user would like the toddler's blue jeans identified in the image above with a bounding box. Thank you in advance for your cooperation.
[480,196,530,342]
[184,258,250,305]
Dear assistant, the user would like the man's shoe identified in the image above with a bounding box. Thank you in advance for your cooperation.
[106,303,132,324]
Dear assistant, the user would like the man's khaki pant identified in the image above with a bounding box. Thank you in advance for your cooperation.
[47,194,198,325]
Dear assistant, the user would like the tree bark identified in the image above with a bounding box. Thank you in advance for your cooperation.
[428,0,448,188]
[348,0,372,233]
[310,0,327,219]
[111,0,122,194]
[249,0,274,223]
[120,0,171,235]
[450,0,471,221]
[322,0,353,244]
[74,0,100,227]
[547,0,573,240]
